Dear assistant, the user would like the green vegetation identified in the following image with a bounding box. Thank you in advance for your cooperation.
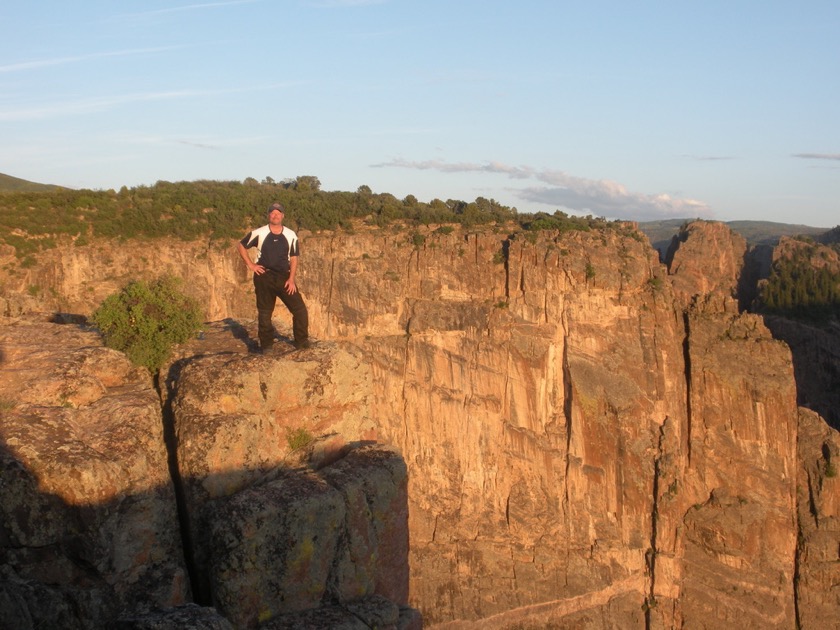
[286,427,315,451]
[818,226,840,246]
[91,275,203,373]
[410,232,426,248]
[0,177,629,260]
[758,242,840,322]
[0,179,518,257]
[641,596,658,613]
[519,209,609,233]
[0,172,64,194]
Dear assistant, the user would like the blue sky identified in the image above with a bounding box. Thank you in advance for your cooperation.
[1,1,838,226]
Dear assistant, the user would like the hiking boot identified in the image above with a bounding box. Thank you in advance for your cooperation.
[293,338,312,350]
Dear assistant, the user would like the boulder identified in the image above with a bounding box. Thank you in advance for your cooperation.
[0,318,190,628]
[109,603,234,629]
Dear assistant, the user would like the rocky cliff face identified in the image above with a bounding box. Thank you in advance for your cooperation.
[795,407,840,628]
[0,319,189,627]
[1,220,838,628]
[0,318,419,629]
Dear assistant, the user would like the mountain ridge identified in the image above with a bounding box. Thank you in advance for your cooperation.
[0,172,833,249]
[0,172,65,194]
[638,218,831,257]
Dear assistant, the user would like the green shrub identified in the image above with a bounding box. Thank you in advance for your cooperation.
[91,275,203,373]
[286,427,314,451]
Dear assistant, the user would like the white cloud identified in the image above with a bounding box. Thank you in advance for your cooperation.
[115,0,263,19]
[793,153,840,161]
[0,46,184,74]
[373,158,714,222]
[113,132,270,150]
[679,154,735,161]
[0,82,302,122]
[308,0,388,7]
[516,185,712,222]
[0,90,204,121]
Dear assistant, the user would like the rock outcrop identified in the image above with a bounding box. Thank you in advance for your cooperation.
[795,407,840,627]
[0,318,417,629]
[657,300,799,627]
[196,442,412,629]
[664,220,748,307]
[1,219,839,628]
[0,317,189,627]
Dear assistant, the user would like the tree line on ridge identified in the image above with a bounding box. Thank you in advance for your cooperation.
[0,176,614,264]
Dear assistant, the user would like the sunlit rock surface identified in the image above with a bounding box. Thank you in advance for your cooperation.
[1,220,838,627]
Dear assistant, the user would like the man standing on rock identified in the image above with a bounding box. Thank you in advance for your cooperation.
[237,202,311,351]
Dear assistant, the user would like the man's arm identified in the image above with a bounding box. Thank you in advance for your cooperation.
[237,242,265,275]
[285,255,298,294]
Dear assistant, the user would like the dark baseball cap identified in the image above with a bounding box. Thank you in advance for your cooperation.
[267,202,285,214]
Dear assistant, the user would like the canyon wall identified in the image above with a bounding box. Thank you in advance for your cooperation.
[1,220,838,627]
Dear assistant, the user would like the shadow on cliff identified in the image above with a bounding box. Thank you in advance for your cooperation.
[738,244,774,312]
[739,247,840,431]
[195,318,297,353]
[761,316,840,431]
[0,439,191,627]
[0,412,409,629]
[220,317,259,352]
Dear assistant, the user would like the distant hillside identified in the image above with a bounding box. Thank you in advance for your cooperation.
[725,220,830,246]
[0,178,627,263]
[818,226,840,245]
[640,218,832,258]
[0,172,65,193]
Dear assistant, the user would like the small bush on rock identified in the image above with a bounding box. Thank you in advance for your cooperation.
[92,275,203,373]
[286,427,314,451]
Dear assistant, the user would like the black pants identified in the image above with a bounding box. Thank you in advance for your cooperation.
[254,270,309,348]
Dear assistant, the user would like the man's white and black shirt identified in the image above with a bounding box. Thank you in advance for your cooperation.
[240,225,300,273]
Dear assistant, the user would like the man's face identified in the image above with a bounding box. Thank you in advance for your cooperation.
[269,209,284,225]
